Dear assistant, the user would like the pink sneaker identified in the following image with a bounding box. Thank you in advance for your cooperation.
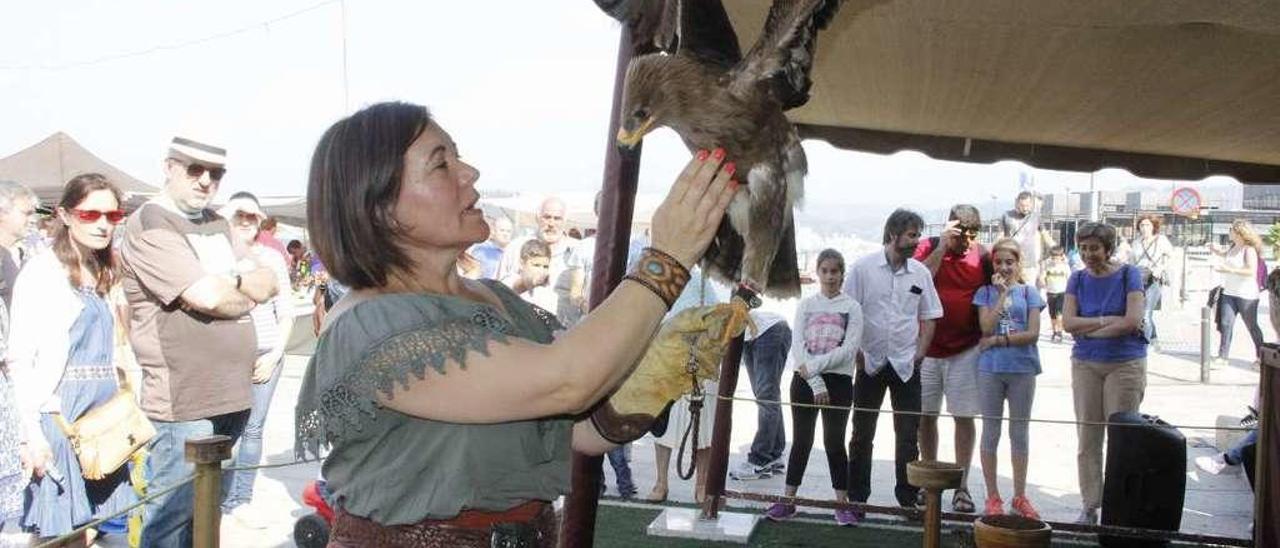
[984,497,1004,516]
[1011,495,1041,520]
[764,503,796,522]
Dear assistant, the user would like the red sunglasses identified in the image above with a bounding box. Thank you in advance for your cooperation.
[70,209,126,224]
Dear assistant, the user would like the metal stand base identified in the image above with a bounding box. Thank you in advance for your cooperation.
[645,507,758,544]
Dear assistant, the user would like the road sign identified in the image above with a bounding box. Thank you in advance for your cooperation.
[1170,187,1202,218]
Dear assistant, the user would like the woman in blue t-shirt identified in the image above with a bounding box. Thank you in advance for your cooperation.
[973,239,1044,519]
[1062,222,1147,526]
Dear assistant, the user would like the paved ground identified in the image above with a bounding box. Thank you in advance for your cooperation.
[100,288,1262,546]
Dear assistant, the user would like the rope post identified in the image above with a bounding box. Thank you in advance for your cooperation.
[185,435,233,548]
[1200,306,1212,383]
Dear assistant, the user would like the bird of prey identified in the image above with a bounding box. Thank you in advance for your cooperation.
[594,0,844,298]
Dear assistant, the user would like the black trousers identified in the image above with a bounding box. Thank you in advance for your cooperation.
[847,364,921,506]
[785,372,853,489]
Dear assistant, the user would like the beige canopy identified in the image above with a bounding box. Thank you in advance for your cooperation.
[724,0,1280,182]
[0,132,157,205]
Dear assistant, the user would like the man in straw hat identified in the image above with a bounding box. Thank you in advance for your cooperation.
[120,135,278,546]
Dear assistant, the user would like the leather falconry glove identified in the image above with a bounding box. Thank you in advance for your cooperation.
[590,297,754,444]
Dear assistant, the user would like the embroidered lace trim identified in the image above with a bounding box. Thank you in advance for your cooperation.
[295,306,515,459]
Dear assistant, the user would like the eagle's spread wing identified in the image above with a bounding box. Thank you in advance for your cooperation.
[592,0,679,52]
[592,0,741,67]
[729,0,843,110]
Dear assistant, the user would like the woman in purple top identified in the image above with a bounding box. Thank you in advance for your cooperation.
[1062,222,1147,525]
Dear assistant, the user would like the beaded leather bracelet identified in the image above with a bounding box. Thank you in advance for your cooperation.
[623,247,691,309]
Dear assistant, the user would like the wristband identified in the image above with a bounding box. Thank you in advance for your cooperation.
[623,247,691,309]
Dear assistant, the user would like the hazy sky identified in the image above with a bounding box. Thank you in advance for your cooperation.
[0,0,1236,218]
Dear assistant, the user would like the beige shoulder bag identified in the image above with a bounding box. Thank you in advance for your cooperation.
[50,318,156,481]
[51,368,155,481]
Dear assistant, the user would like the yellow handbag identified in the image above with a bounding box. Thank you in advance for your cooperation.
[51,370,155,481]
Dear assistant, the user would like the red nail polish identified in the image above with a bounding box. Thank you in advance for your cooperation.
[724,162,736,175]
[712,147,725,160]
[697,149,709,160]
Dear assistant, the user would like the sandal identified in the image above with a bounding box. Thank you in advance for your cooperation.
[951,488,976,513]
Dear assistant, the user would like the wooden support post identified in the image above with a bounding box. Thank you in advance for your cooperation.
[702,327,748,518]
[186,435,233,548]
[1257,343,1278,547]
[560,25,646,548]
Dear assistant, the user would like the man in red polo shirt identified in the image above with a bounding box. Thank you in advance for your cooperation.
[912,204,990,513]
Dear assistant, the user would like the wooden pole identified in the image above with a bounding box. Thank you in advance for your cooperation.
[185,435,233,548]
[560,26,645,548]
[702,288,754,519]
[1257,343,1278,547]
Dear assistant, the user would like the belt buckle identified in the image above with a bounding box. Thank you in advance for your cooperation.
[490,521,538,548]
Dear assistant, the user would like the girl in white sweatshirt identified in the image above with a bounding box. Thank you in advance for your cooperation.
[764,249,863,526]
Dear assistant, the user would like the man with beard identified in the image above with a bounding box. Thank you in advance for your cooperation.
[842,209,943,521]
[498,196,578,324]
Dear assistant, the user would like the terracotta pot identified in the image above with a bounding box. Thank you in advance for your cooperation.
[974,515,1052,548]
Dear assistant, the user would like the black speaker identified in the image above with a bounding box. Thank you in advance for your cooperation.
[1100,411,1186,548]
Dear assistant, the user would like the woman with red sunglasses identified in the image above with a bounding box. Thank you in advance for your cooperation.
[9,173,136,543]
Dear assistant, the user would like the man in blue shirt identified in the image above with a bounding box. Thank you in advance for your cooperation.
[469,215,513,279]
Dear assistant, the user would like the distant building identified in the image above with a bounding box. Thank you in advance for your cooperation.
[1243,184,1280,210]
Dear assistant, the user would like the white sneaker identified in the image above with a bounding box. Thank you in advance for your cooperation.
[1074,508,1098,525]
[728,460,771,480]
[767,458,786,473]
[227,504,270,530]
[1195,454,1238,475]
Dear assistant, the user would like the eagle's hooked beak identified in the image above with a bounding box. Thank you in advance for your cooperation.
[616,116,656,149]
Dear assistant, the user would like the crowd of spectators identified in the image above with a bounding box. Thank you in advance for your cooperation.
[0,126,1263,546]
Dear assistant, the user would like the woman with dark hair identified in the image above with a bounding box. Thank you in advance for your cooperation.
[10,173,135,543]
[763,249,862,526]
[295,101,737,546]
[1062,222,1146,525]
[1129,214,1172,344]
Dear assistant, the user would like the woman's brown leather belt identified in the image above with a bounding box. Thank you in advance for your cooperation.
[328,500,557,547]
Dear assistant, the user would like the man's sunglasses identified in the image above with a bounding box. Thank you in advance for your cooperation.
[959,227,981,239]
[171,159,226,182]
[71,209,126,224]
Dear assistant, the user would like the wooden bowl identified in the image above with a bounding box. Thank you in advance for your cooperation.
[974,515,1052,548]
[906,460,965,490]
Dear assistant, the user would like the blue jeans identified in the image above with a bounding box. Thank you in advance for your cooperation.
[141,410,249,548]
[223,359,283,511]
[1226,430,1258,465]
[743,323,791,466]
[603,445,636,496]
[1218,294,1264,359]
[1143,282,1162,341]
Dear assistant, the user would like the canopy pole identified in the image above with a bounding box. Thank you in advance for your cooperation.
[561,26,644,548]
[1257,344,1279,546]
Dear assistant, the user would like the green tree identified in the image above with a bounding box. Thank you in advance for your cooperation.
[1265,221,1280,259]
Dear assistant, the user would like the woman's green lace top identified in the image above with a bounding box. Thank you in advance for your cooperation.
[295,280,569,524]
